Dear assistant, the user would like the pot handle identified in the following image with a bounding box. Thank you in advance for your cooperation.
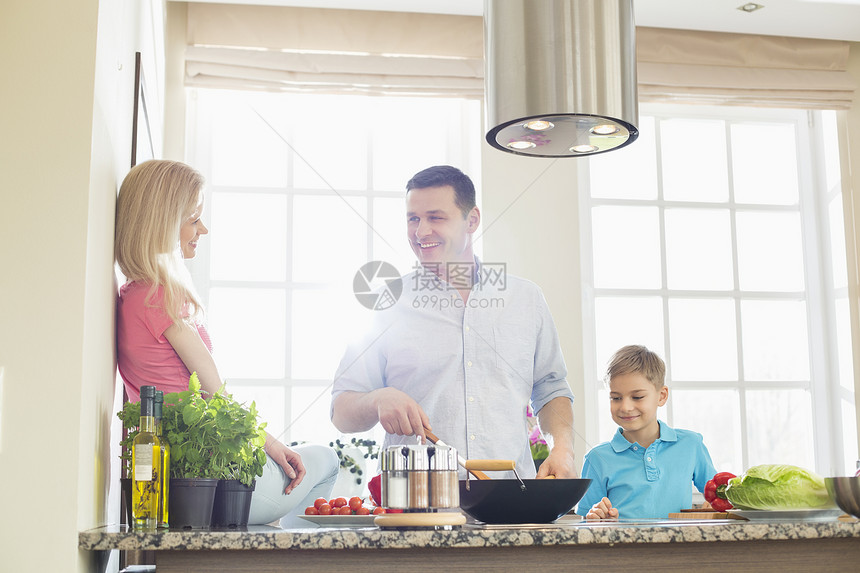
[463,459,516,472]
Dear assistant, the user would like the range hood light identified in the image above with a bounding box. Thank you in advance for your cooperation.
[591,124,620,136]
[525,120,554,131]
[484,0,639,158]
[507,140,537,150]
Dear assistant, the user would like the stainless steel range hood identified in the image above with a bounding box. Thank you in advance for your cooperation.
[484,0,639,157]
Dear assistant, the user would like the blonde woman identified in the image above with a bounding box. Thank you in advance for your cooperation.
[115,159,338,526]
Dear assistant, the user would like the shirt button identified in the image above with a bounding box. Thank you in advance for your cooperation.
[467,361,473,367]
[647,457,652,462]
[465,326,470,332]
[633,446,638,451]
[470,435,476,441]
[468,396,475,402]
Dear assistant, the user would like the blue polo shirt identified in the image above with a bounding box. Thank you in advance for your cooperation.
[575,420,716,518]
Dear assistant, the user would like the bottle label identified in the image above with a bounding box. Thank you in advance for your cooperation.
[134,444,154,481]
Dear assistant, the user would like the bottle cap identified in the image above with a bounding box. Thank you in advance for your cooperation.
[404,445,429,471]
[153,390,164,418]
[381,446,408,471]
[429,444,458,471]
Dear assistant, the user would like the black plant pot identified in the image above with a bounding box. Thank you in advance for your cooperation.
[120,478,133,526]
[169,478,219,529]
[211,479,256,529]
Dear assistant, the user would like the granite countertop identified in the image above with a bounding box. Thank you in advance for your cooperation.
[80,515,860,552]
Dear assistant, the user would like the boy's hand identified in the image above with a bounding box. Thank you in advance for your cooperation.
[586,497,619,520]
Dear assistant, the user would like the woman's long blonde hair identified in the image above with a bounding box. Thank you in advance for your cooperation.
[115,160,205,326]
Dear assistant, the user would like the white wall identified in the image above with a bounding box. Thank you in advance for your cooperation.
[0,1,164,571]
[481,150,589,466]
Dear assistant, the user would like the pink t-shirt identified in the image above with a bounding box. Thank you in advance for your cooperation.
[116,281,213,402]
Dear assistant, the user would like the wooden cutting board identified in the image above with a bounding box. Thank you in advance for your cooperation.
[668,509,746,520]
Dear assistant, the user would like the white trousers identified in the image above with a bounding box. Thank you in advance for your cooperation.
[247,443,339,526]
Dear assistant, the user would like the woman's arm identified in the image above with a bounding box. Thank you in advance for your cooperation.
[163,321,305,492]
[163,322,224,396]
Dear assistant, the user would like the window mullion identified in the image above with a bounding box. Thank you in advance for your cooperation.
[800,110,839,473]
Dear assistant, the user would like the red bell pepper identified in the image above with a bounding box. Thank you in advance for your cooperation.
[368,474,382,506]
[704,471,736,512]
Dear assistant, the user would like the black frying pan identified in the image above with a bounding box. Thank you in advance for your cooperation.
[457,460,591,524]
[423,430,591,524]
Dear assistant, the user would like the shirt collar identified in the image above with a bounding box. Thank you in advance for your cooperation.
[610,420,676,452]
[419,256,482,287]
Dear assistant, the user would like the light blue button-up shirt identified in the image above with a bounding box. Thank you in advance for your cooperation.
[332,262,574,478]
[576,420,716,518]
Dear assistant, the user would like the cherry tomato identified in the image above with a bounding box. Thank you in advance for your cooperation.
[336,506,353,516]
[348,497,363,512]
[332,497,348,508]
[318,503,333,515]
[313,497,328,510]
[372,506,386,515]
[355,507,371,515]
[304,506,319,515]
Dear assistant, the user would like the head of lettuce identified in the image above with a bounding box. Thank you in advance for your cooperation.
[725,464,836,510]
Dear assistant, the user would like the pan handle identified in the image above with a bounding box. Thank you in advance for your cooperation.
[463,459,516,472]
[424,428,491,480]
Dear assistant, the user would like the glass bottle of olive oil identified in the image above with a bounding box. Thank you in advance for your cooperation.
[154,390,170,528]
[132,385,162,529]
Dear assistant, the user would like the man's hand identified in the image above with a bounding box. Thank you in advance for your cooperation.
[265,437,306,494]
[535,446,577,479]
[536,397,576,477]
[586,497,619,520]
[374,387,431,442]
[331,389,430,439]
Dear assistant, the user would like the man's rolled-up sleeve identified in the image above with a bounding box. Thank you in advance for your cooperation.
[530,288,574,413]
[330,328,387,418]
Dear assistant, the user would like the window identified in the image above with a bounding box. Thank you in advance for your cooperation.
[582,104,856,476]
[186,89,482,447]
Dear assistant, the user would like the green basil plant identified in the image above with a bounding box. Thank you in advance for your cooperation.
[118,373,267,486]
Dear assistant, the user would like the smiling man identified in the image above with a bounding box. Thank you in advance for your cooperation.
[331,165,577,479]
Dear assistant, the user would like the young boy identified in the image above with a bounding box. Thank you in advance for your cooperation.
[576,345,716,519]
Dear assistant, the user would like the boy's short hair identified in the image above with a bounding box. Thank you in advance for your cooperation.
[606,345,666,390]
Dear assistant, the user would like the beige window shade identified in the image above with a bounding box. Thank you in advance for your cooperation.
[637,27,854,109]
[183,4,855,107]
[185,3,484,97]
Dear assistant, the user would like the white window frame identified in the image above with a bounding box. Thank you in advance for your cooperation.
[580,103,854,476]
[184,87,482,446]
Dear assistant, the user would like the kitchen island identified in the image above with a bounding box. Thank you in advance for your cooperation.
[81,516,860,572]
